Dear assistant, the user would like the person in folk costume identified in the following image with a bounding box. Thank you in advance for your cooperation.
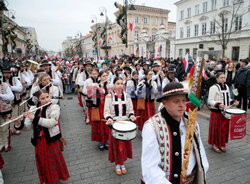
[0,68,14,152]
[139,62,149,80]
[54,61,64,96]
[141,82,209,184]
[123,66,132,87]
[162,66,179,88]
[26,61,34,83]
[92,70,111,150]
[79,61,93,124]
[104,77,137,175]
[133,63,143,80]
[29,73,60,106]
[152,61,165,111]
[20,62,33,112]
[39,60,63,95]
[83,68,99,126]
[70,61,79,93]
[2,66,23,135]
[0,152,4,183]
[110,67,124,85]
[208,72,239,153]
[75,61,84,107]
[136,69,158,131]
[14,89,69,184]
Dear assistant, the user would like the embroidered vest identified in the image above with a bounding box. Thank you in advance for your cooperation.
[215,84,230,106]
[146,112,200,182]
[0,83,12,115]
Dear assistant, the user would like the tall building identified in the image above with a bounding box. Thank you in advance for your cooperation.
[175,0,250,61]
[96,5,175,58]
[82,33,94,58]
[61,36,78,58]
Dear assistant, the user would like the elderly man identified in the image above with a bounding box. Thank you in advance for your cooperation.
[141,82,209,184]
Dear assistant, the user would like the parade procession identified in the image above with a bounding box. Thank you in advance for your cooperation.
[0,0,250,184]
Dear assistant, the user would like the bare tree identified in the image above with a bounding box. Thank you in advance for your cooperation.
[206,0,247,58]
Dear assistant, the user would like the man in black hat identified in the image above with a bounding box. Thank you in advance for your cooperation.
[2,66,23,135]
[141,82,209,184]
[0,67,14,152]
[162,65,179,87]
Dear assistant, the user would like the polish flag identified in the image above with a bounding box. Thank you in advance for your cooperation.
[182,53,189,72]
[129,21,135,31]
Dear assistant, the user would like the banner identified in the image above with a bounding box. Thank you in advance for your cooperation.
[230,114,247,140]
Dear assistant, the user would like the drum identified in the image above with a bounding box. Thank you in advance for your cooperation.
[223,108,246,120]
[112,121,137,141]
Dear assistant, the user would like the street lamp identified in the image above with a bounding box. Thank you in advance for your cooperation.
[114,0,136,48]
[91,16,99,59]
[99,7,109,58]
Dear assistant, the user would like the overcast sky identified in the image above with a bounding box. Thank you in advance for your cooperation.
[9,0,178,52]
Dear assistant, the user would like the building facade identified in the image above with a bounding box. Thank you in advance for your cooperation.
[175,0,250,61]
[105,5,175,58]
[82,33,94,58]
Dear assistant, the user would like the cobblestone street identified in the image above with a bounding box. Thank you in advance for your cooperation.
[2,95,250,184]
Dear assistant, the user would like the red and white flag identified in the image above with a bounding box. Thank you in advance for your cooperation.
[129,20,135,31]
[182,53,189,72]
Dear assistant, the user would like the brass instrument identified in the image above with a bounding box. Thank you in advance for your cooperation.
[28,60,39,73]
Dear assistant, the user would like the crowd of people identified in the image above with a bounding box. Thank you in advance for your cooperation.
[0,54,249,184]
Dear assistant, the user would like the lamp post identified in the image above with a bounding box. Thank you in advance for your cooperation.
[91,16,99,59]
[0,0,17,57]
[114,0,136,50]
[99,7,109,58]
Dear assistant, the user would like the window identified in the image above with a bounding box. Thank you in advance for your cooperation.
[235,15,242,31]
[232,47,240,61]
[186,49,190,55]
[194,24,199,36]
[195,5,200,15]
[223,0,229,6]
[152,32,156,40]
[144,17,148,24]
[235,0,243,4]
[180,27,184,38]
[161,19,164,25]
[152,18,157,25]
[193,48,198,59]
[203,2,208,13]
[187,8,191,18]
[202,23,207,35]
[135,30,139,38]
[180,10,184,20]
[135,16,139,23]
[223,18,228,32]
[211,0,217,10]
[187,26,190,37]
[179,49,183,57]
[210,21,215,34]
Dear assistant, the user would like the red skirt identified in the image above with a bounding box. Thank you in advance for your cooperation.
[208,112,229,148]
[91,99,109,143]
[78,93,83,107]
[35,132,69,184]
[0,153,4,169]
[137,101,155,131]
[108,129,132,165]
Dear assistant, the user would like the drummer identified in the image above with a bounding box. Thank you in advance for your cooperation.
[104,77,136,175]
[208,72,239,153]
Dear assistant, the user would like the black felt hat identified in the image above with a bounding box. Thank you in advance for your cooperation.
[157,82,188,102]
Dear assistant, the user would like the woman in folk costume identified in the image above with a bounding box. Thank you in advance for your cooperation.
[29,72,60,106]
[126,71,139,126]
[208,72,239,153]
[92,70,111,150]
[83,68,99,126]
[14,89,69,184]
[104,77,137,175]
[136,69,158,131]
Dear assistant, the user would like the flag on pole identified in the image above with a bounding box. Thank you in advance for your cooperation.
[108,37,112,44]
[182,53,189,72]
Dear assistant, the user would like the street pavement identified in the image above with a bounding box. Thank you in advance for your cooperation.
[1,94,250,184]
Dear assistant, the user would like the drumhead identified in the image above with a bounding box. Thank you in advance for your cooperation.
[113,121,137,131]
[225,108,246,114]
